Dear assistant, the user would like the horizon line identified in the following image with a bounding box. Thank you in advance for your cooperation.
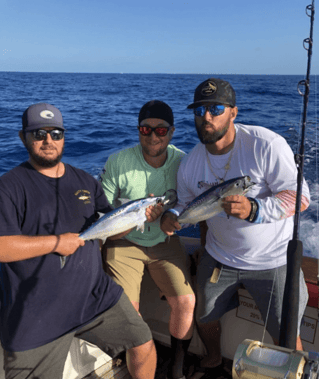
[0,71,313,76]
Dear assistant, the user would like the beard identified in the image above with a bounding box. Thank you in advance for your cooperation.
[139,132,172,159]
[195,119,230,145]
[26,142,64,168]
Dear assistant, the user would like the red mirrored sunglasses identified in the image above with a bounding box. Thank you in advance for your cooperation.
[137,125,173,137]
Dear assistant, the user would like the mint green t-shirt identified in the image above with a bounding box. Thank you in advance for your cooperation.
[99,144,185,247]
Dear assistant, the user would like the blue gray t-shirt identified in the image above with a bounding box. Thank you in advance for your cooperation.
[0,162,123,352]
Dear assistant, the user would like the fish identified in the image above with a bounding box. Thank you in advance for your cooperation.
[79,195,169,241]
[177,176,255,224]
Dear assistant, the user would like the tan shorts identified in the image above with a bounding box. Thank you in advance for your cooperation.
[103,235,194,303]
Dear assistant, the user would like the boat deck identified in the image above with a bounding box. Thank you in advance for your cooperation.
[83,340,233,379]
[154,341,233,379]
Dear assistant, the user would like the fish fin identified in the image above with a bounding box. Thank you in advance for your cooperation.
[117,198,131,205]
[135,209,147,233]
[136,221,145,233]
[198,181,213,191]
[97,212,105,219]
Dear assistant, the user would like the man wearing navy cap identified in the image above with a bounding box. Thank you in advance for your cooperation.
[161,78,310,379]
[0,103,157,379]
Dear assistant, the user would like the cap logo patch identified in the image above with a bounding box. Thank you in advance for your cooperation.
[201,82,217,97]
[40,110,54,119]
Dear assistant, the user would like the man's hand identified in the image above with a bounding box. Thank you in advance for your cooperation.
[145,193,164,222]
[221,195,251,219]
[56,233,86,256]
[145,203,164,222]
[160,212,181,236]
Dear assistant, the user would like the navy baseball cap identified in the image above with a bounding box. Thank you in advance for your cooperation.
[22,103,65,132]
[139,100,174,126]
[187,78,236,109]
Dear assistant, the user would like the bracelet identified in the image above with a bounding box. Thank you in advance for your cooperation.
[163,209,179,217]
[245,198,258,223]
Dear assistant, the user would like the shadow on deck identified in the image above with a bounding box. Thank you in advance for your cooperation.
[154,341,233,379]
[83,340,232,379]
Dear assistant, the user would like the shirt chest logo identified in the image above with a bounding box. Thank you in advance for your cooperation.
[74,190,91,204]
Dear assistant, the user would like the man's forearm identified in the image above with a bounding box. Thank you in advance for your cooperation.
[0,233,84,262]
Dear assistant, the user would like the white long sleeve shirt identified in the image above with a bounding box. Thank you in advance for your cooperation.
[173,124,310,270]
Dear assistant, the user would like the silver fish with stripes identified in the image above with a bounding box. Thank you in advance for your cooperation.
[178,176,255,224]
[79,195,170,241]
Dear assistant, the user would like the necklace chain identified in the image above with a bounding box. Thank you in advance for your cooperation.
[205,137,236,184]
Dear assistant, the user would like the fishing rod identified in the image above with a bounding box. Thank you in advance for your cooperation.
[232,6,318,379]
[279,0,315,349]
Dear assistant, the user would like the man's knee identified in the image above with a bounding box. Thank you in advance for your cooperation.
[127,339,156,360]
[167,293,196,313]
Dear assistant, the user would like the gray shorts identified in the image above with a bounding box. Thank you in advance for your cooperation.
[4,293,152,379]
[196,250,308,341]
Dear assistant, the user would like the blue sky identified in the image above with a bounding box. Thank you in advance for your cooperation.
[1,0,317,74]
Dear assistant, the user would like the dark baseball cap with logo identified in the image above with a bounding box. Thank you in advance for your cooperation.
[187,78,236,109]
[22,103,65,132]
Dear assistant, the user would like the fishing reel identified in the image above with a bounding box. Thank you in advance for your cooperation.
[233,339,319,379]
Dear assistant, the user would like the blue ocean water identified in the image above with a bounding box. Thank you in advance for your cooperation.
[0,72,318,257]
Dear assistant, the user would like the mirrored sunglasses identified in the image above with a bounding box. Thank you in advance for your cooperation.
[194,104,227,117]
[30,129,65,141]
[137,125,172,137]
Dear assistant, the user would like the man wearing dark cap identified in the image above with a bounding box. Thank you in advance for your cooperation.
[99,100,195,379]
[0,103,157,379]
[161,79,310,379]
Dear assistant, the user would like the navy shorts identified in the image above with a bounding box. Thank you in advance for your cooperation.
[195,250,308,341]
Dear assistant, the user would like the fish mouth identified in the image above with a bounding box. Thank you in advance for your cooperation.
[244,176,256,189]
[156,196,167,205]
[163,189,178,207]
